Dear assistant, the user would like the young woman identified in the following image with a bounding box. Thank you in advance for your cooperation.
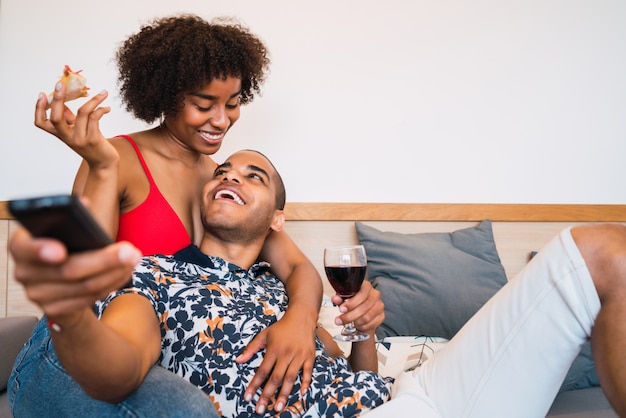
[10,14,323,416]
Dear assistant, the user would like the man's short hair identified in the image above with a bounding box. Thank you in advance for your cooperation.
[245,150,286,210]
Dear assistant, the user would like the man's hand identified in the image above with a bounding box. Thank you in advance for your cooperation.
[236,310,316,414]
[332,281,385,372]
[332,281,384,335]
[10,227,141,321]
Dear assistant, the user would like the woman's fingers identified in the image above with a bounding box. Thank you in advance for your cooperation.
[33,82,110,152]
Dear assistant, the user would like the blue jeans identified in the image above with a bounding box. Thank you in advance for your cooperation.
[9,317,219,417]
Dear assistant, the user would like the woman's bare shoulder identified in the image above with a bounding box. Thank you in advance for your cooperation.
[109,130,159,159]
[108,132,153,183]
[108,130,149,147]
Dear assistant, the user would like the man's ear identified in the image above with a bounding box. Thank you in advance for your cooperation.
[270,210,285,232]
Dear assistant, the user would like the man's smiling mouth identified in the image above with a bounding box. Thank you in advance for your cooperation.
[214,189,245,205]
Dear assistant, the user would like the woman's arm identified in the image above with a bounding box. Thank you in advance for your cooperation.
[262,229,323,328]
[239,229,323,414]
[36,83,121,236]
[72,159,121,238]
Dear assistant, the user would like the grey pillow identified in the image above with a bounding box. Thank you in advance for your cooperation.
[559,341,599,392]
[355,220,507,340]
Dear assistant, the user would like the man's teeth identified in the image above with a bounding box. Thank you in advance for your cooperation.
[215,190,244,205]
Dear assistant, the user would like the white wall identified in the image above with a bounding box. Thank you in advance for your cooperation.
[1,0,625,203]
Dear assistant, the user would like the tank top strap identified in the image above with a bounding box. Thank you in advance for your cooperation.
[116,135,157,186]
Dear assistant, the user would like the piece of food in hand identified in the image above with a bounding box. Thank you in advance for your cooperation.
[46,65,89,108]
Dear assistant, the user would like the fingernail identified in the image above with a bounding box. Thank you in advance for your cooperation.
[118,244,141,264]
[339,306,348,313]
[275,402,284,411]
[55,82,63,91]
[39,244,60,261]
[335,317,343,326]
[244,392,252,402]
[257,405,265,414]
[99,90,107,95]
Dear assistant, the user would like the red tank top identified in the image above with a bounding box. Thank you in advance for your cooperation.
[115,135,192,255]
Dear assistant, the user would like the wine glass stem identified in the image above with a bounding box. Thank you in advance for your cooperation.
[343,322,358,335]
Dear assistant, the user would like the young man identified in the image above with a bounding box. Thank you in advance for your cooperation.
[11,150,390,417]
[10,150,626,417]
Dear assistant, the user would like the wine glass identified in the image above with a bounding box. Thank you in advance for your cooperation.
[323,245,370,342]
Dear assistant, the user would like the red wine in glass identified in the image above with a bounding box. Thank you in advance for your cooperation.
[323,245,370,342]
[324,266,366,298]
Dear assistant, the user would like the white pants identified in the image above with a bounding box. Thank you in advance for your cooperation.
[365,227,600,418]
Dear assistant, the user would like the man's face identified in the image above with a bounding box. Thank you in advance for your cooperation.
[200,150,283,240]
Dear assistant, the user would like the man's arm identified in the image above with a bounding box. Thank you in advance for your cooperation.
[239,229,323,414]
[10,229,159,402]
[328,280,385,372]
[314,326,379,372]
[346,330,380,372]
[50,295,162,402]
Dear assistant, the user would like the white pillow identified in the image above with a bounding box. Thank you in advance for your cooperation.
[376,336,448,378]
[319,298,449,378]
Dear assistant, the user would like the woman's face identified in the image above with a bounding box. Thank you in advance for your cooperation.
[165,76,242,155]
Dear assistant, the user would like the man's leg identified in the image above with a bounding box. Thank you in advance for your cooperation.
[118,365,220,417]
[10,317,219,417]
[384,226,605,417]
[571,224,626,416]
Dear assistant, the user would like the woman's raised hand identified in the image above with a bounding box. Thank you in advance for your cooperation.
[34,82,118,169]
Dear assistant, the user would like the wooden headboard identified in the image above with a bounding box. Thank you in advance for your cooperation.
[2,200,626,318]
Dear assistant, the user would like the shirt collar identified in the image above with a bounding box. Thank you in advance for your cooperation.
[173,244,272,276]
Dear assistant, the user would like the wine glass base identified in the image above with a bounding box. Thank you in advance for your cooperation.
[333,333,370,342]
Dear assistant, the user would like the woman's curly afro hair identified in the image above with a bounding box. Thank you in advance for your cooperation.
[115,14,270,124]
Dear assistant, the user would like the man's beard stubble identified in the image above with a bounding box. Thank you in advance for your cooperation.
[201,210,273,244]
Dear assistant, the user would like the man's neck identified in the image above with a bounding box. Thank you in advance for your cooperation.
[198,234,265,270]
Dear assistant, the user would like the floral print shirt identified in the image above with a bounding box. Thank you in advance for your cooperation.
[96,245,391,417]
